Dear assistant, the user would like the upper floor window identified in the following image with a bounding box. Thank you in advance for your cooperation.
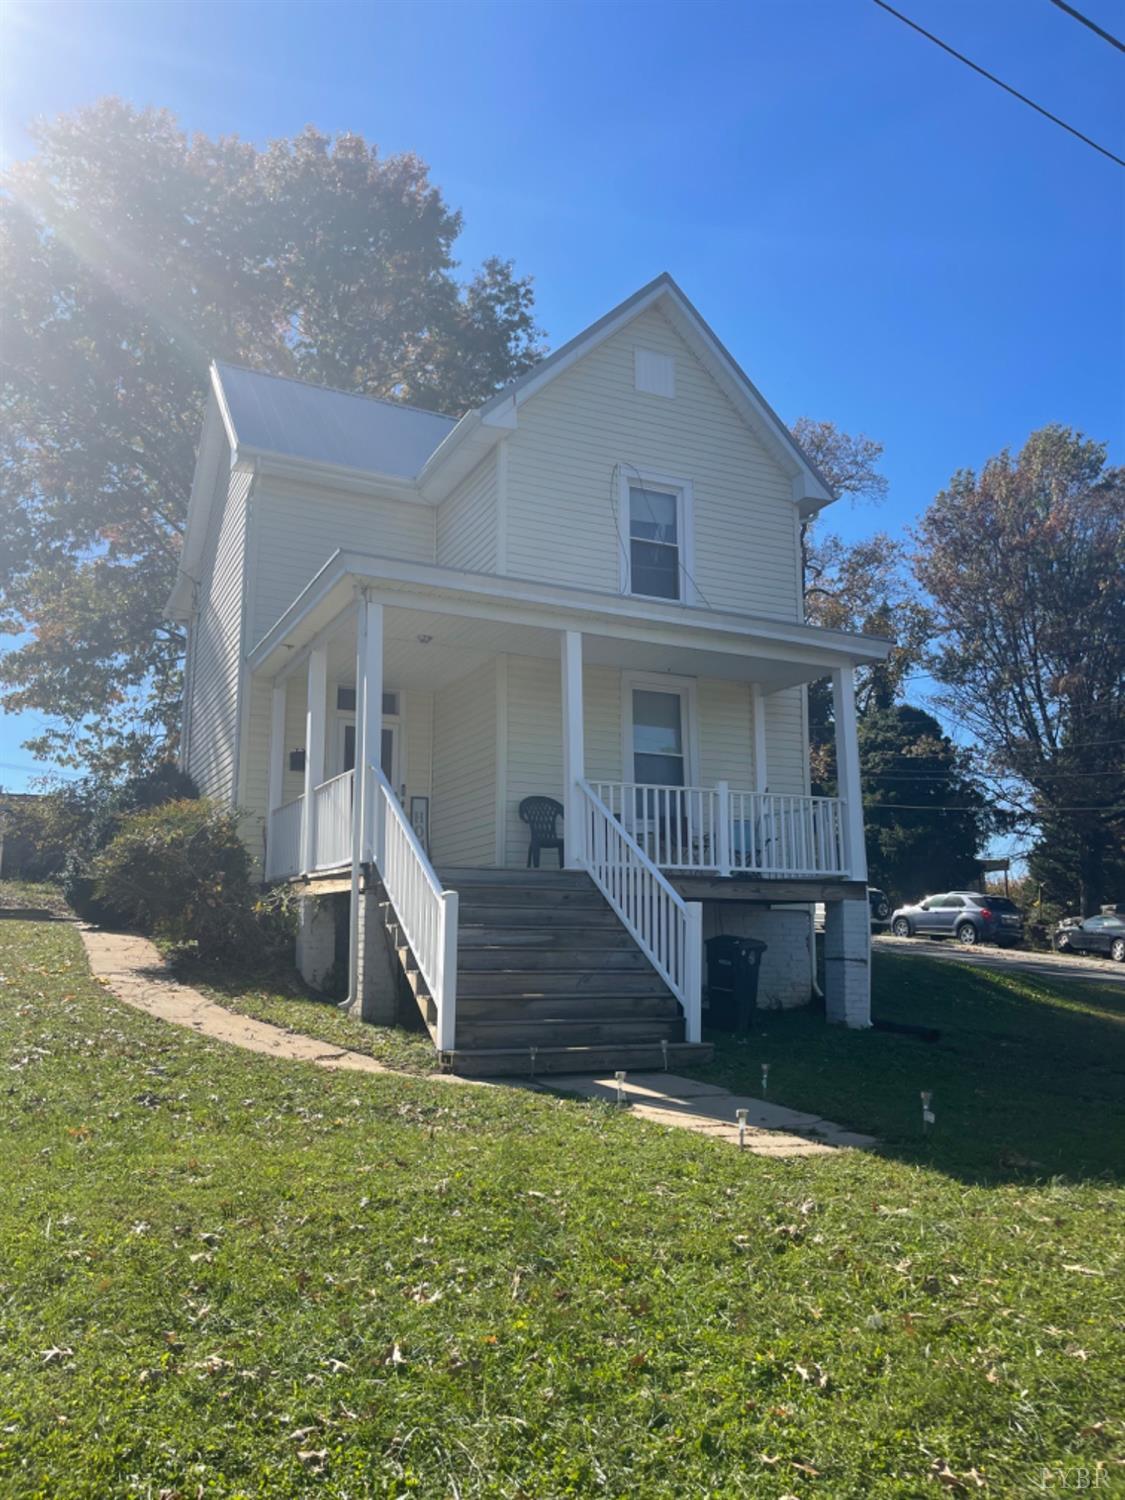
[620,471,694,603]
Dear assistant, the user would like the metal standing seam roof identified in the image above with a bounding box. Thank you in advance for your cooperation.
[212,361,459,480]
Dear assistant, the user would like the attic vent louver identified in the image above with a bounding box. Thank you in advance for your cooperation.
[634,347,675,399]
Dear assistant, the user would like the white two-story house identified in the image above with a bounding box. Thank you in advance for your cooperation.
[169,274,891,1074]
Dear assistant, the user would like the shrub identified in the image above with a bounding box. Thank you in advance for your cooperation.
[54,763,199,922]
[92,799,257,960]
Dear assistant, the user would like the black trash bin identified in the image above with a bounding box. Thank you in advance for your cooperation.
[705,934,767,1032]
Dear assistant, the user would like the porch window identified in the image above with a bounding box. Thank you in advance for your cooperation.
[336,686,398,716]
[628,485,681,601]
[631,689,686,787]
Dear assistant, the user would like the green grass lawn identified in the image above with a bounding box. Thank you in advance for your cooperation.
[174,956,438,1075]
[691,951,1125,1184]
[1,916,1122,1497]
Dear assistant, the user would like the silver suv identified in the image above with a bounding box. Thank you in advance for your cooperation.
[890,892,1024,947]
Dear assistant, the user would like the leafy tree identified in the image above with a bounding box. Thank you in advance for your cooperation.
[915,426,1125,914]
[858,705,1004,901]
[0,100,543,776]
[790,417,889,511]
[787,420,937,790]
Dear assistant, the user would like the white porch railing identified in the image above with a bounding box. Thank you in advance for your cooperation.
[312,769,354,871]
[577,779,703,1043]
[590,781,848,878]
[266,796,304,881]
[373,766,459,1053]
[728,790,846,877]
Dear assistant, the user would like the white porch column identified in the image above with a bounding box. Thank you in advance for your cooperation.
[831,665,867,882]
[357,596,384,865]
[301,646,327,875]
[349,595,388,1016]
[267,680,286,862]
[750,683,768,793]
[561,629,586,869]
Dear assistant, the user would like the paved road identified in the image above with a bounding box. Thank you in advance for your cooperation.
[872,933,1125,987]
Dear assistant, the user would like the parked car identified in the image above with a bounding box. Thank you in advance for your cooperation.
[814,887,892,931]
[890,892,1024,947]
[1054,913,1125,962]
[868,887,891,922]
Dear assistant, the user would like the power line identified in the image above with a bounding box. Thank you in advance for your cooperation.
[1048,0,1125,53]
[871,0,1125,168]
[865,800,1124,812]
[864,767,1124,780]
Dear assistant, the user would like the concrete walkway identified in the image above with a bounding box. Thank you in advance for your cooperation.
[79,927,871,1157]
[80,928,397,1076]
[552,1073,877,1156]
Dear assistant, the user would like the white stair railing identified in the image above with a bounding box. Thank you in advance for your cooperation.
[577,779,703,1044]
[266,797,304,881]
[589,781,719,871]
[372,766,458,1052]
[312,769,354,871]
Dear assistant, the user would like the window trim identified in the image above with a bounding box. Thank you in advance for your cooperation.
[621,671,700,788]
[618,468,696,604]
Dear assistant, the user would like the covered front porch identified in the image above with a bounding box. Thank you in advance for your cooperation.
[254,570,868,891]
[246,552,886,1047]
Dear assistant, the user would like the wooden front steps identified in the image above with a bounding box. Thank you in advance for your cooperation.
[385,866,711,1075]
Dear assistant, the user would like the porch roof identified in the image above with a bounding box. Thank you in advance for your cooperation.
[247,550,893,691]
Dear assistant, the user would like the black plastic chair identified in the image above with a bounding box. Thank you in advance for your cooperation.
[519,796,565,868]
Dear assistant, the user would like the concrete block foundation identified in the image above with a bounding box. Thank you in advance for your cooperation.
[824,897,871,1028]
[702,903,815,1011]
[350,885,400,1026]
[295,897,336,992]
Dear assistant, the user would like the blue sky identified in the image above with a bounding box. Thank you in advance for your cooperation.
[1,0,1122,808]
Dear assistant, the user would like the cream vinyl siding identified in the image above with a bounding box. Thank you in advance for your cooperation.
[698,680,756,790]
[436,454,497,573]
[430,662,496,867]
[281,665,311,806]
[763,687,809,795]
[185,460,250,805]
[250,478,435,642]
[502,657,625,867]
[499,658,787,867]
[503,655,562,867]
[503,304,801,620]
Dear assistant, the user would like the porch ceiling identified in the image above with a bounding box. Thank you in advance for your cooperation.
[313,606,851,694]
[250,550,893,692]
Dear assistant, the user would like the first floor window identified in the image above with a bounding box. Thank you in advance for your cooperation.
[631,689,686,786]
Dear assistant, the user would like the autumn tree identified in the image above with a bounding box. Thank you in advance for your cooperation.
[789,419,937,790]
[0,100,543,776]
[915,426,1125,913]
[859,704,1006,900]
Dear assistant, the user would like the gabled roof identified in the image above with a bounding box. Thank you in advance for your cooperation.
[170,275,836,619]
[460,273,835,511]
[212,362,457,480]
